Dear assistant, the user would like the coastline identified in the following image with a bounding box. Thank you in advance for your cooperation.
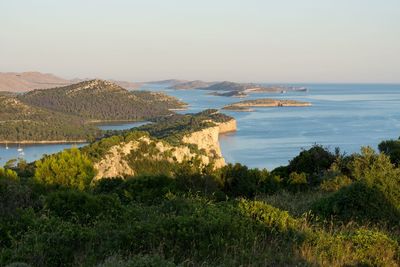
[0,140,88,144]
[88,119,146,124]
[168,107,189,111]
[223,99,312,112]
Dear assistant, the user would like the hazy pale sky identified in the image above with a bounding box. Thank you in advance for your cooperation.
[1,0,399,83]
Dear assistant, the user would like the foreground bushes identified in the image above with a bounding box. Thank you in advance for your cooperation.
[313,182,400,225]
[34,148,95,190]
[1,171,399,266]
[301,228,399,267]
[313,147,400,225]
[2,144,400,266]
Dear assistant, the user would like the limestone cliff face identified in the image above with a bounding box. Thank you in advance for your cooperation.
[93,142,136,179]
[94,119,237,179]
[181,119,237,168]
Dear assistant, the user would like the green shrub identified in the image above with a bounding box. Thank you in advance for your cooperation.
[34,148,95,190]
[313,181,400,224]
[346,229,399,266]
[172,159,225,200]
[379,139,400,166]
[288,145,336,183]
[262,190,326,217]
[92,177,125,194]
[3,217,95,267]
[301,228,400,267]
[238,199,298,233]
[320,175,352,192]
[97,254,177,267]
[219,163,269,198]
[5,262,31,267]
[100,175,176,204]
[287,172,308,191]
[0,168,19,181]
[0,177,40,221]
[45,190,122,224]
[314,147,400,225]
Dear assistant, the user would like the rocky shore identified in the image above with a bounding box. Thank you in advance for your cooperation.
[223,98,312,111]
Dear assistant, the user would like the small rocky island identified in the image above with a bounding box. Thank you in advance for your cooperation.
[222,98,312,111]
[199,82,308,98]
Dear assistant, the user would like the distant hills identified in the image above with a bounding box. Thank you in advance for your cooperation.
[0,80,186,142]
[0,72,71,92]
[0,72,142,92]
[0,71,308,99]
[167,80,215,90]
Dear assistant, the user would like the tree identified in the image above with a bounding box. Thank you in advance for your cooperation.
[0,167,18,181]
[287,172,307,191]
[34,147,95,190]
[288,145,336,184]
[378,139,400,166]
[219,163,268,198]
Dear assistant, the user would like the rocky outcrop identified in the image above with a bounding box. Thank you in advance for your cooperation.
[93,142,136,179]
[181,119,237,168]
[94,119,237,179]
[223,99,312,111]
[217,120,237,134]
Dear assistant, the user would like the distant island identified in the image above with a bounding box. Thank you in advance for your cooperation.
[167,80,215,90]
[223,98,312,111]
[0,80,186,142]
[198,81,308,97]
[209,90,249,98]
[162,80,309,97]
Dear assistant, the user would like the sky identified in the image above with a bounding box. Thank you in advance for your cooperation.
[1,0,399,83]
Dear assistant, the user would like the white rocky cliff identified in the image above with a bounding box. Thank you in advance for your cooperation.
[94,119,237,179]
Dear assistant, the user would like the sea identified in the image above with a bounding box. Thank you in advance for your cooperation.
[1,84,400,170]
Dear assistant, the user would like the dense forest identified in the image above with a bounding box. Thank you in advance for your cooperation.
[1,112,399,266]
[19,80,185,121]
[0,94,100,141]
[0,80,186,141]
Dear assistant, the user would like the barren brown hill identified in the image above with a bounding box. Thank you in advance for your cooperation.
[0,72,71,92]
[0,72,143,92]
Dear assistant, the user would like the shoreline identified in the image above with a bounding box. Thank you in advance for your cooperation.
[0,140,88,145]
[223,99,312,111]
[168,108,189,111]
[88,119,146,124]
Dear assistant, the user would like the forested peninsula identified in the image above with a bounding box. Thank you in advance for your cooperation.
[0,80,186,142]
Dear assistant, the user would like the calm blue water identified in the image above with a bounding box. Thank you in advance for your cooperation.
[0,143,88,166]
[140,83,400,169]
[97,121,149,131]
[0,122,148,166]
[1,84,400,169]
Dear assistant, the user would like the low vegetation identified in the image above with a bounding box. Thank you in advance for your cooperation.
[1,132,399,266]
[1,113,400,266]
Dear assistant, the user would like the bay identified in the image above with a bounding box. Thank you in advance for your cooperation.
[140,83,400,169]
[1,83,399,170]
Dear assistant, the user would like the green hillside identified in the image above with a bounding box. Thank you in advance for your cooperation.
[0,94,100,141]
[19,79,186,121]
[0,80,186,142]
